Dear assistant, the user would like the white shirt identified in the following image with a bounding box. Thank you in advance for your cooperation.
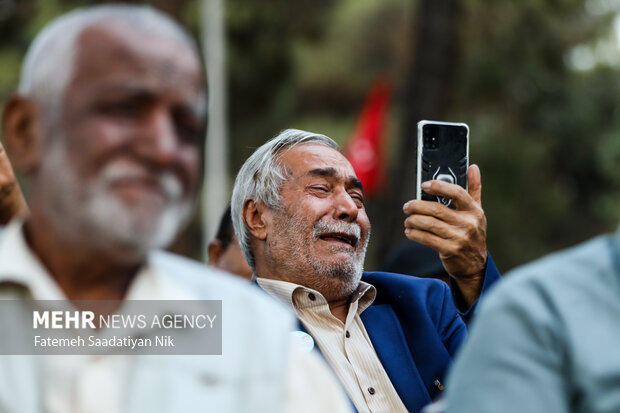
[0,221,352,413]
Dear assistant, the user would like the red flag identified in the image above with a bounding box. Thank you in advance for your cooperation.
[344,79,391,197]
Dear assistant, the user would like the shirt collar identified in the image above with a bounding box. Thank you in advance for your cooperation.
[0,220,65,299]
[256,277,376,314]
[0,220,194,301]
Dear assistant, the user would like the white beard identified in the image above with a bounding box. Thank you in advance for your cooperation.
[37,140,194,259]
[269,205,370,300]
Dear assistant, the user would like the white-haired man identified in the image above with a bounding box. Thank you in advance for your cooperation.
[0,6,350,413]
[231,129,501,413]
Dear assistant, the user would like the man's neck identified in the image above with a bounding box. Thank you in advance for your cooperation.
[327,296,350,324]
[23,216,141,300]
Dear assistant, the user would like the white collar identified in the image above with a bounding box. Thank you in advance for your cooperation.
[0,220,195,301]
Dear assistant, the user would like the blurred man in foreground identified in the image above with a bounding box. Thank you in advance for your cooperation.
[208,205,253,279]
[444,227,620,413]
[231,129,501,413]
[0,6,350,412]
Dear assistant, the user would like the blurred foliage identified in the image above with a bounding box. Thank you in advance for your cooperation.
[1,0,620,269]
[448,0,620,269]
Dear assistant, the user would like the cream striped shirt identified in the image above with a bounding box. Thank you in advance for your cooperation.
[257,278,408,413]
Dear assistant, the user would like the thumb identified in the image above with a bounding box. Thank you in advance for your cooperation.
[0,141,17,185]
[468,164,482,206]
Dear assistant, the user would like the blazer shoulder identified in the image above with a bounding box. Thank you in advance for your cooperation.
[362,271,451,307]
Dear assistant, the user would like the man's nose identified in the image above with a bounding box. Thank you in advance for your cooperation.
[333,188,359,222]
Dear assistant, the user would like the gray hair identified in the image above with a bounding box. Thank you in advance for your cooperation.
[231,129,340,270]
[18,4,199,113]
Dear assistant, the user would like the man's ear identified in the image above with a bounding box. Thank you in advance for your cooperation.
[1,95,44,174]
[243,199,269,240]
[207,239,224,266]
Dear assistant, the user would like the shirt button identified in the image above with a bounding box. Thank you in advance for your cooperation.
[308,293,316,301]
[345,330,350,338]
[368,387,376,395]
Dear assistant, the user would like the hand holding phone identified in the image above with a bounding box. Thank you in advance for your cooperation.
[405,120,487,307]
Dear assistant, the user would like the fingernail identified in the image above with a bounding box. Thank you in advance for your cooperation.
[422,182,431,190]
[403,201,411,210]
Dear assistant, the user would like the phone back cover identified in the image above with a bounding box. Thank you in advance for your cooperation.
[417,122,468,209]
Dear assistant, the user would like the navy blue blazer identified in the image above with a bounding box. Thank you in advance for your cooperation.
[300,255,501,413]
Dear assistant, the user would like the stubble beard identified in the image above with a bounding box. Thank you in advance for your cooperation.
[270,205,370,301]
[37,139,193,261]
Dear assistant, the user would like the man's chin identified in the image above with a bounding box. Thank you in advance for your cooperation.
[84,203,189,255]
[317,270,362,302]
[313,258,362,282]
[94,223,178,264]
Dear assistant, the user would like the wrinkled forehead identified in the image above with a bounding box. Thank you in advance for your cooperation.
[78,23,203,80]
[278,143,358,180]
[67,23,206,110]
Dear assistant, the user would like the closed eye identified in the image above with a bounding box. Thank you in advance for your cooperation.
[349,192,365,206]
[311,186,329,192]
[173,107,204,144]
[100,100,144,117]
[308,185,331,197]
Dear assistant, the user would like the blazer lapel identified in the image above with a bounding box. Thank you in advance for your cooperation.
[361,304,430,412]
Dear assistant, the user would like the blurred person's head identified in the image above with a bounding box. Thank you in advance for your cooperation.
[208,205,253,280]
[2,4,207,265]
[231,129,371,301]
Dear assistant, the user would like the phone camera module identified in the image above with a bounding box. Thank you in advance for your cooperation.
[424,126,439,149]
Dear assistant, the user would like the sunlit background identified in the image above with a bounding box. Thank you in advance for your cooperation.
[2,0,620,273]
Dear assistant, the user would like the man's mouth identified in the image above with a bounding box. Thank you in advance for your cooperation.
[101,162,185,203]
[110,177,168,201]
[317,232,358,248]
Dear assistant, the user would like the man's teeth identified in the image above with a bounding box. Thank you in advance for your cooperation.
[322,234,355,245]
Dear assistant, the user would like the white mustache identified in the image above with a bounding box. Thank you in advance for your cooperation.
[99,162,184,201]
[313,220,361,244]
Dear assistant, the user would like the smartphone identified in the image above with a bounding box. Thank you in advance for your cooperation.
[416,120,469,209]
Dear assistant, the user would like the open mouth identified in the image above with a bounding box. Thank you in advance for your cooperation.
[110,177,168,201]
[318,232,358,248]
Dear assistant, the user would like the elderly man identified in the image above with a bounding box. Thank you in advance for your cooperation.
[0,6,350,413]
[231,129,501,413]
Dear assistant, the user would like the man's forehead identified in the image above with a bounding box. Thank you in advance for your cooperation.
[280,143,357,179]
[72,23,203,86]
[67,23,206,113]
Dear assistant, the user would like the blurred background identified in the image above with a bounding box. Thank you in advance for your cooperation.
[2,0,620,273]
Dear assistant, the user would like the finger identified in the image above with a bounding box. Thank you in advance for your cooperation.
[419,180,474,210]
[0,142,17,185]
[403,200,461,225]
[468,164,482,206]
[404,214,465,240]
[403,227,459,258]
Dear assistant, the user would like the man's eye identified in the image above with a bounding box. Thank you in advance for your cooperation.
[173,108,204,144]
[175,121,202,144]
[350,193,365,204]
[310,186,329,193]
[102,101,141,116]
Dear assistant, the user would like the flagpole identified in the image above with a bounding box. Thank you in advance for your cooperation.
[201,0,228,262]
